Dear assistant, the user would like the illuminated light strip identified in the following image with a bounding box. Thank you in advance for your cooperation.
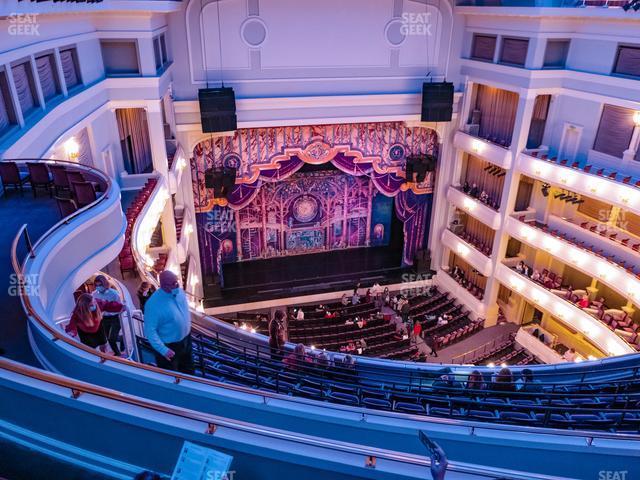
[496,264,634,356]
[507,217,640,309]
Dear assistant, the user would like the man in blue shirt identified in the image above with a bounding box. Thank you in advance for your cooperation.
[144,270,194,374]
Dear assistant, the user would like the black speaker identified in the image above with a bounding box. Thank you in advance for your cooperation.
[204,167,236,199]
[421,82,454,122]
[406,155,436,183]
[198,87,237,133]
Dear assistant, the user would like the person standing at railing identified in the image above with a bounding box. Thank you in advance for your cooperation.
[65,293,107,353]
[93,275,125,357]
[269,310,287,361]
[144,270,194,374]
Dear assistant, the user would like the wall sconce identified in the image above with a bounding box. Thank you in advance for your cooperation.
[184,223,194,238]
[463,197,476,211]
[177,157,187,172]
[457,243,470,257]
[471,139,484,154]
[64,137,80,161]
[633,111,640,127]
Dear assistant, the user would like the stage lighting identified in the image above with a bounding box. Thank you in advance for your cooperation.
[541,183,550,198]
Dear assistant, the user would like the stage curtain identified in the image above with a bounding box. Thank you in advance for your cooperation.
[593,105,635,158]
[116,108,152,174]
[12,62,36,116]
[60,49,80,88]
[35,54,58,100]
[395,190,430,266]
[474,84,518,146]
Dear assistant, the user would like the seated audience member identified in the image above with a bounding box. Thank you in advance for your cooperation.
[365,288,372,303]
[466,370,485,391]
[341,354,356,372]
[462,181,470,194]
[316,350,330,367]
[592,297,606,309]
[563,348,577,362]
[352,289,360,305]
[136,281,156,312]
[436,315,448,327]
[531,269,541,282]
[469,183,479,197]
[433,373,462,390]
[577,295,590,309]
[66,293,107,352]
[341,293,350,306]
[479,190,489,203]
[518,368,542,393]
[284,343,311,371]
[522,264,531,277]
[383,287,390,305]
[492,367,515,392]
[295,308,305,320]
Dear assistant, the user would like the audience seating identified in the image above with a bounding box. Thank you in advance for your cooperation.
[119,178,158,278]
[0,161,30,196]
[136,329,640,433]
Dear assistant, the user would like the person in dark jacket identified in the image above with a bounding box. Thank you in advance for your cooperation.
[269,310,286,360]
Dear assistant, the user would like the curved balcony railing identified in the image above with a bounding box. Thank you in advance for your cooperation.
[506,215,640,310]
[7,159,640,479]
[495,263,635,357]
[517,152,640,218]
[6,356,535,480]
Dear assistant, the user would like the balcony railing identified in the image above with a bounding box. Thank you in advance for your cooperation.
[506,215,640,310]
[517,152,640,218]
[495,263,634,356]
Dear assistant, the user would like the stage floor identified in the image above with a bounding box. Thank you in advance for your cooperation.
[204,246,420,307]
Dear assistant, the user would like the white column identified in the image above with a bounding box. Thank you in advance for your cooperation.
[145,101,169,177]
[483,92,538,326]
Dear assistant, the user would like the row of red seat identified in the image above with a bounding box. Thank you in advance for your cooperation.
[576,219,640,256]
[530,151,640,188]
[518,216,640,279]
[119,179,158,278]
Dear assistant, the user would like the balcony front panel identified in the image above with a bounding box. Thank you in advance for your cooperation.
[441,229,493,277]
[495,264,634,357]
[454,131,513,169]
[447,186,502,230]
[517,153,640,218]
[505,216,640,310]
[435,270,486,318]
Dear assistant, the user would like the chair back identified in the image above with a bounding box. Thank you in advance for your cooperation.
[0,162,21,183]
[27,162,50,183]
[50,165,70,188]
[71,181,97,208]
[66,170,85,184]
[56,197,77,217]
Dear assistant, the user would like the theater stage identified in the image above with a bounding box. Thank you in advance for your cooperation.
[202,245,427,307]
